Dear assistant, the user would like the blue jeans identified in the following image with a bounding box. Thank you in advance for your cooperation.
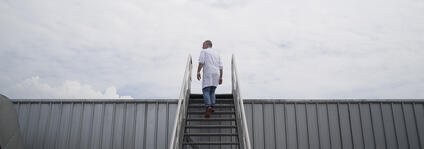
[202,86,216,107]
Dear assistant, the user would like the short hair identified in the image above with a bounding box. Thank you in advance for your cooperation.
[204,40,213,47]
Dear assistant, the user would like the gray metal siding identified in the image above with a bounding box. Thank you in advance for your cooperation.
[13,100,178,149]
[243,101,424,149]
[13,99,424,149]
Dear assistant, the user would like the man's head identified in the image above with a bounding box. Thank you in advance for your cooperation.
[202,40,212,49]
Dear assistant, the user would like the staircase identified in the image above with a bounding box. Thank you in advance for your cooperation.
[169,54,251,149]
[183,94,240,148]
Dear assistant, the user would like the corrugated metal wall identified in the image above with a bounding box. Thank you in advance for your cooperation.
[243,100,424,149]
[13,100,178,149]
[13,99,424,149]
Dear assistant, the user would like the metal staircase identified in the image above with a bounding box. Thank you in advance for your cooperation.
[169,54,251,149]
[183,94,239,148]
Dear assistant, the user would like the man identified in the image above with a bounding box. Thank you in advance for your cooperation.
[197,40,223,118]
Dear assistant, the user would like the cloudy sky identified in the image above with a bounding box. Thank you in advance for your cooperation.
[1,0,423,99]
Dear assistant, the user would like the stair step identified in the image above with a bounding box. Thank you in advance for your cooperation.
[190,94,233,99]
[190,99,234,103]
[186,125,237,128]
[187,118,236,121]
[187,111,235,114]
[183,142,239,145]
[185,133,238,136]
[189,104,235,108]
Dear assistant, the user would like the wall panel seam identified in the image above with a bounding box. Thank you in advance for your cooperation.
[33,103,42,149]
[53,103,64,149]
[99,103,106,149]
[65,103,75,149]
[401,103,411,149]
[412,103,423,149]
[390,103,400,149]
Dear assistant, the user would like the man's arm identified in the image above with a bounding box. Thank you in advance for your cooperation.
[219,69,223,85]
[197,63,203,80]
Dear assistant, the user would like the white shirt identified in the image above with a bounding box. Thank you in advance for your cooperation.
[198,48,223,89]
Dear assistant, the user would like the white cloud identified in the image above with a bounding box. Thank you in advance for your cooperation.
[2,76,133,99]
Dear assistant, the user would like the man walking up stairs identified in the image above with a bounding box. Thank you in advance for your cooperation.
[196,40,223,118]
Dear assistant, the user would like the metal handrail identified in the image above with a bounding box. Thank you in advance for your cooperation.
[169,55,192,149]
[231,54,252,149]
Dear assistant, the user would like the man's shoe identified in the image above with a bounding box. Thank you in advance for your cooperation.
[211,107,215,112]
[205,107,212,118]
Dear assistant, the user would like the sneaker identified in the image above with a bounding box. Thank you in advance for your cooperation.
[205,107,212,118]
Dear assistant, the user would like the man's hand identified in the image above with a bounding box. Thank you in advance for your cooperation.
[197,63,203,81]
[219,69,223,85]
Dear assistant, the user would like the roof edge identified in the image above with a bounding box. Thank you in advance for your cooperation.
[11,99,179,104]
[243,99,424,103]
